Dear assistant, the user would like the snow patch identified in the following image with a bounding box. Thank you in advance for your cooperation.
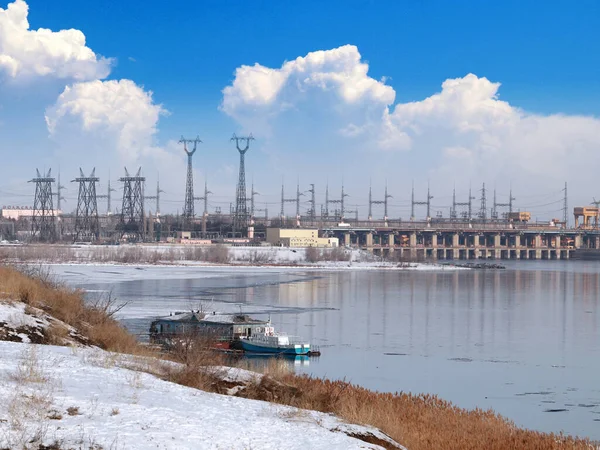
[0,300,88,346]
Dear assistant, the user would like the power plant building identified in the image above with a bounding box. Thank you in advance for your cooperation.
[1,206,61,220]
[266,228,338,248]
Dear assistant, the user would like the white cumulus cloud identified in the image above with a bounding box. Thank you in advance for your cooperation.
[0,0,111,81]
[386,74,600,184]
[221,46,600,208]
[221,45,395,137]
[222,44,395,112]
[45,79,167,162]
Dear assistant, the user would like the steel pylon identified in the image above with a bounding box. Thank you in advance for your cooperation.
[72,168,100,241]
[29,169,56,242]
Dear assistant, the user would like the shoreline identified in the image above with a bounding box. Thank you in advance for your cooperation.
[2,257,474,272]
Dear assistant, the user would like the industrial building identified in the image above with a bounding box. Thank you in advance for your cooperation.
[1,206,61,220]
[266,228,339,248]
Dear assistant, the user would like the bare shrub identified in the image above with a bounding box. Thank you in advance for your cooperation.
[88,291,128,320]
[162,332,229,392]
[10,347,49,384]
[148,250,162,264]
[304,246,321,263]
[116,247,144,263]
[205,245,230,263]
[240,249,274,264]
[318,247,351,262]
[66,406,80,416]
[47,410,63,420]
[165,248,177,262]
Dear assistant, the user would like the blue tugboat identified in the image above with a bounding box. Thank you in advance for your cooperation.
[240,326,311,356]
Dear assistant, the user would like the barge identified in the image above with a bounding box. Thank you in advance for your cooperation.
[149,311,319,356]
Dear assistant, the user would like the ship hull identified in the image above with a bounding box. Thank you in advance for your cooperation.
[240,340,310,355]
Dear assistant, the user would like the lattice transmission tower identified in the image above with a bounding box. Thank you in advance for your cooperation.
[180,136,202,225]
[29,169,56,242]
[478,183,488,221]
[118,167,145,241]
[231,133,254,233]
[72,168,100,241]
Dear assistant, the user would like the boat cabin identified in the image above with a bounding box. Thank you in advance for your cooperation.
[149,311,270,341]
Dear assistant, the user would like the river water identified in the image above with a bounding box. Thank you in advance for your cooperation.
[51,261,600,440]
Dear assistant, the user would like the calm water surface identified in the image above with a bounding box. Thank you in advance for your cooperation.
[53,261,600,440]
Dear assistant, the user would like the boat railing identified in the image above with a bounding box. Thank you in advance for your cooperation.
[285,335,310,345]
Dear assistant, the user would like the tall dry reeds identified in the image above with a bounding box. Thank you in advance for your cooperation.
[249,374,592,450]
[0,243,232,265]
[0,265,143,354]
[160,343,593,450]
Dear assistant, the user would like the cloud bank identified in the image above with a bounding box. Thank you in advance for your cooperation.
[222,45,600,209]
[45,79,167,162]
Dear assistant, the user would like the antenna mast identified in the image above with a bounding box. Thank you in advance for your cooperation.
[563,182,568,227]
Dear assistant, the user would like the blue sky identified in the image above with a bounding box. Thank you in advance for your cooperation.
[1,0,600,219]
[27,0,599,114]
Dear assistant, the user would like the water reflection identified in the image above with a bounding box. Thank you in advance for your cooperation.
[240,354,311,372]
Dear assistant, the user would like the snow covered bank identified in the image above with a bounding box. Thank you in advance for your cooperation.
[0,300,88,346]
[0,341,404,449]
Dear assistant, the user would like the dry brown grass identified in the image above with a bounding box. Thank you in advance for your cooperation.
[252,374,593,450]
[165,349,594,450]
[0,265,146,355]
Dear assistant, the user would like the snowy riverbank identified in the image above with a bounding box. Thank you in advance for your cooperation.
[0,296,404,450]
[0,341,402,450]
